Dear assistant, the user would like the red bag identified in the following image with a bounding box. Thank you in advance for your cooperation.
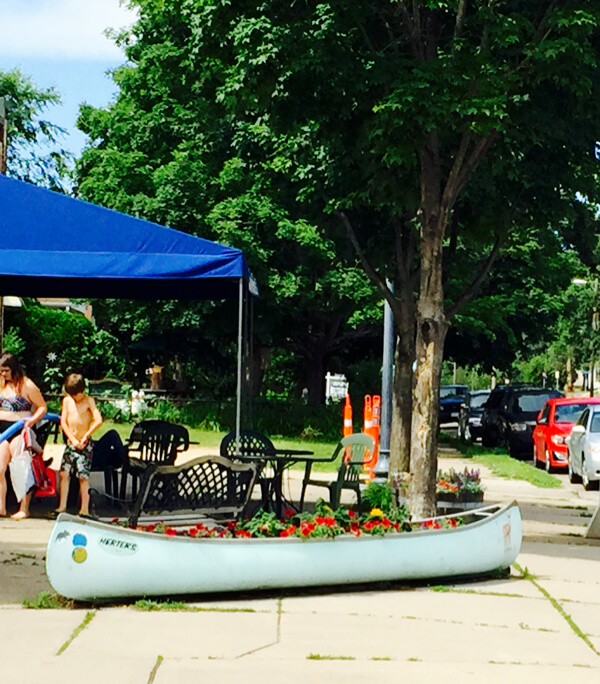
[31,452,55,496]
[22,427,56,498]
[33,461,56,498]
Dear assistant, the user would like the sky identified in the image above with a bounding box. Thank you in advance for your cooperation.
[0,0,137,156]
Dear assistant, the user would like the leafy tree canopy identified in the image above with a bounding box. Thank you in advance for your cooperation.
[0,68,71,189]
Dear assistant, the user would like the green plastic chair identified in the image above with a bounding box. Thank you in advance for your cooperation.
[299,433,376,510]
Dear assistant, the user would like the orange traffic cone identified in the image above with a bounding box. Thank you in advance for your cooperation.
[363,395,375,473]
[371,395,381,461]
[343,394,353,461]
[343,394,353,437]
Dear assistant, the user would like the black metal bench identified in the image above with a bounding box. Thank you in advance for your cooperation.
[92,455,257,527]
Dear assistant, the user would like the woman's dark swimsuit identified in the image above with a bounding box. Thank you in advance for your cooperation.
[0,393,33,442]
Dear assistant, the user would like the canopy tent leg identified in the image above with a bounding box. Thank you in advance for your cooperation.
[235,277,243,456]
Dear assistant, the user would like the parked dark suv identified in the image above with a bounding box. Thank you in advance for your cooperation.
[439,384,469,425]
[480,385,563,458]
[457,389,491,442]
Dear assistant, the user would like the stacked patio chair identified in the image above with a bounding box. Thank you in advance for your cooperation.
[119,420,190,499]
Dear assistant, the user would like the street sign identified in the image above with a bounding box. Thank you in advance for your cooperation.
[325,372,348,404]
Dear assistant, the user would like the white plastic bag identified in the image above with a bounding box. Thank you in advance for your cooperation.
[8,434,34,502]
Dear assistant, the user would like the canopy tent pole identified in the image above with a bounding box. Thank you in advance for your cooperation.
[235,277,244,456]
[0,296,4,351]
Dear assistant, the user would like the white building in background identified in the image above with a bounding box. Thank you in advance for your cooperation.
[37,298,93,321]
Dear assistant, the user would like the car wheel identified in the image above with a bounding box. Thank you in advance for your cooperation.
[481,428,493,448]
[568,458,581,484]
[545,449,552,473]
[508,438,520,459]
[582,457,600,491]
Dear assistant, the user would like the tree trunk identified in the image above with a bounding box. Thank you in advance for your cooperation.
[303,346,327,405]
[389,332,414,477]
[250,345,271,397]
[409,315,448,518]
[409,130,448,518]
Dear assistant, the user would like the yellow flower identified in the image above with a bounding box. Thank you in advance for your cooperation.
[370,508,384,517]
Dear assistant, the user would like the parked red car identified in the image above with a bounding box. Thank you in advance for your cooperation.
[533,397,600,471]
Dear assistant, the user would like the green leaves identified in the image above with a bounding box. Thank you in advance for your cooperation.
[0,68,72,189]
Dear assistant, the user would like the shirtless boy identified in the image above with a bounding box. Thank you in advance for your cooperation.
[56,373,103,517]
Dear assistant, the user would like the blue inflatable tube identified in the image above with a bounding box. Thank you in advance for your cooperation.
[0,420,26,444]
[0,413,60,444]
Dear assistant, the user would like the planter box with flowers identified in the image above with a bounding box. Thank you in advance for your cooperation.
[390,468,484,511]
[436,468,484,511]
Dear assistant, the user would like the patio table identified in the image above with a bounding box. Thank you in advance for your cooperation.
[238,447,319,516]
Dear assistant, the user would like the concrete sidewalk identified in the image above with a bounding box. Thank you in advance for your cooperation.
[1,450,600,683]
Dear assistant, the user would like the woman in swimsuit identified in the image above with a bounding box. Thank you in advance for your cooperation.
[0,352,47,519]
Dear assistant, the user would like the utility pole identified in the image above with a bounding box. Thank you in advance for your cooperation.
[374,281,394,482]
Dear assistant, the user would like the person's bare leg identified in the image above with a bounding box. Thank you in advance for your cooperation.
[56,470,70,512]
[79,478,90,516]
[11,492,31,520]
[0,442,10,516]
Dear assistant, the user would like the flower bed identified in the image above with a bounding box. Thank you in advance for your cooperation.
[111,498,463,540]
[389,468,484,506]
[436,468,483,502]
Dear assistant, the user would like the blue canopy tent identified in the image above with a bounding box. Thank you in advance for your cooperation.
[0,175,256,439]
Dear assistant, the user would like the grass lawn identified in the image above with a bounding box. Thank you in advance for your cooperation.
[98,422,561,485]
[99,421,341,471]
[440,431,562,489]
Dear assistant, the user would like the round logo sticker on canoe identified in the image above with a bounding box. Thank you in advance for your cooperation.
[72,547,87,563]
[73,533,87,547]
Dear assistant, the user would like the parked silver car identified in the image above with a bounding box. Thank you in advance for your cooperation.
[566,406,600,490]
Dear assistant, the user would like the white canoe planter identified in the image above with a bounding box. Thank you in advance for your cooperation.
[45,501,522,601]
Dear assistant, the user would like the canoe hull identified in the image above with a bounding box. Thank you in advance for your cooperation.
[45,502,522,601]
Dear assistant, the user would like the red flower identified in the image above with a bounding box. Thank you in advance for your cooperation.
[351,527,361,537]
[283,508,295,518]
[348,510,356,518]
[323,517,336,527]
[364,521,374,531]
[235,529,252,538]
[226,521,238,531]
[165,528,177,536]
[111,517,119,523]
[188,528,198,537]
[315,516,325,525]
[382,518,391,528]
[433,522,442,529]
[279,529,289,538]
[195,523,206,530]
[144,524,156,532]
[286,525,297,535]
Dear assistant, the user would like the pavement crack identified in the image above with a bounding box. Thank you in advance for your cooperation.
[147,655,163,684]
[56,610,96,655]
[235,597,282,658]
[513,562,599,657]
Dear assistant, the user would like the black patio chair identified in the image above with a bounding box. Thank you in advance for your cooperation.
[119,420,190,499]
[219,430,274,508]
